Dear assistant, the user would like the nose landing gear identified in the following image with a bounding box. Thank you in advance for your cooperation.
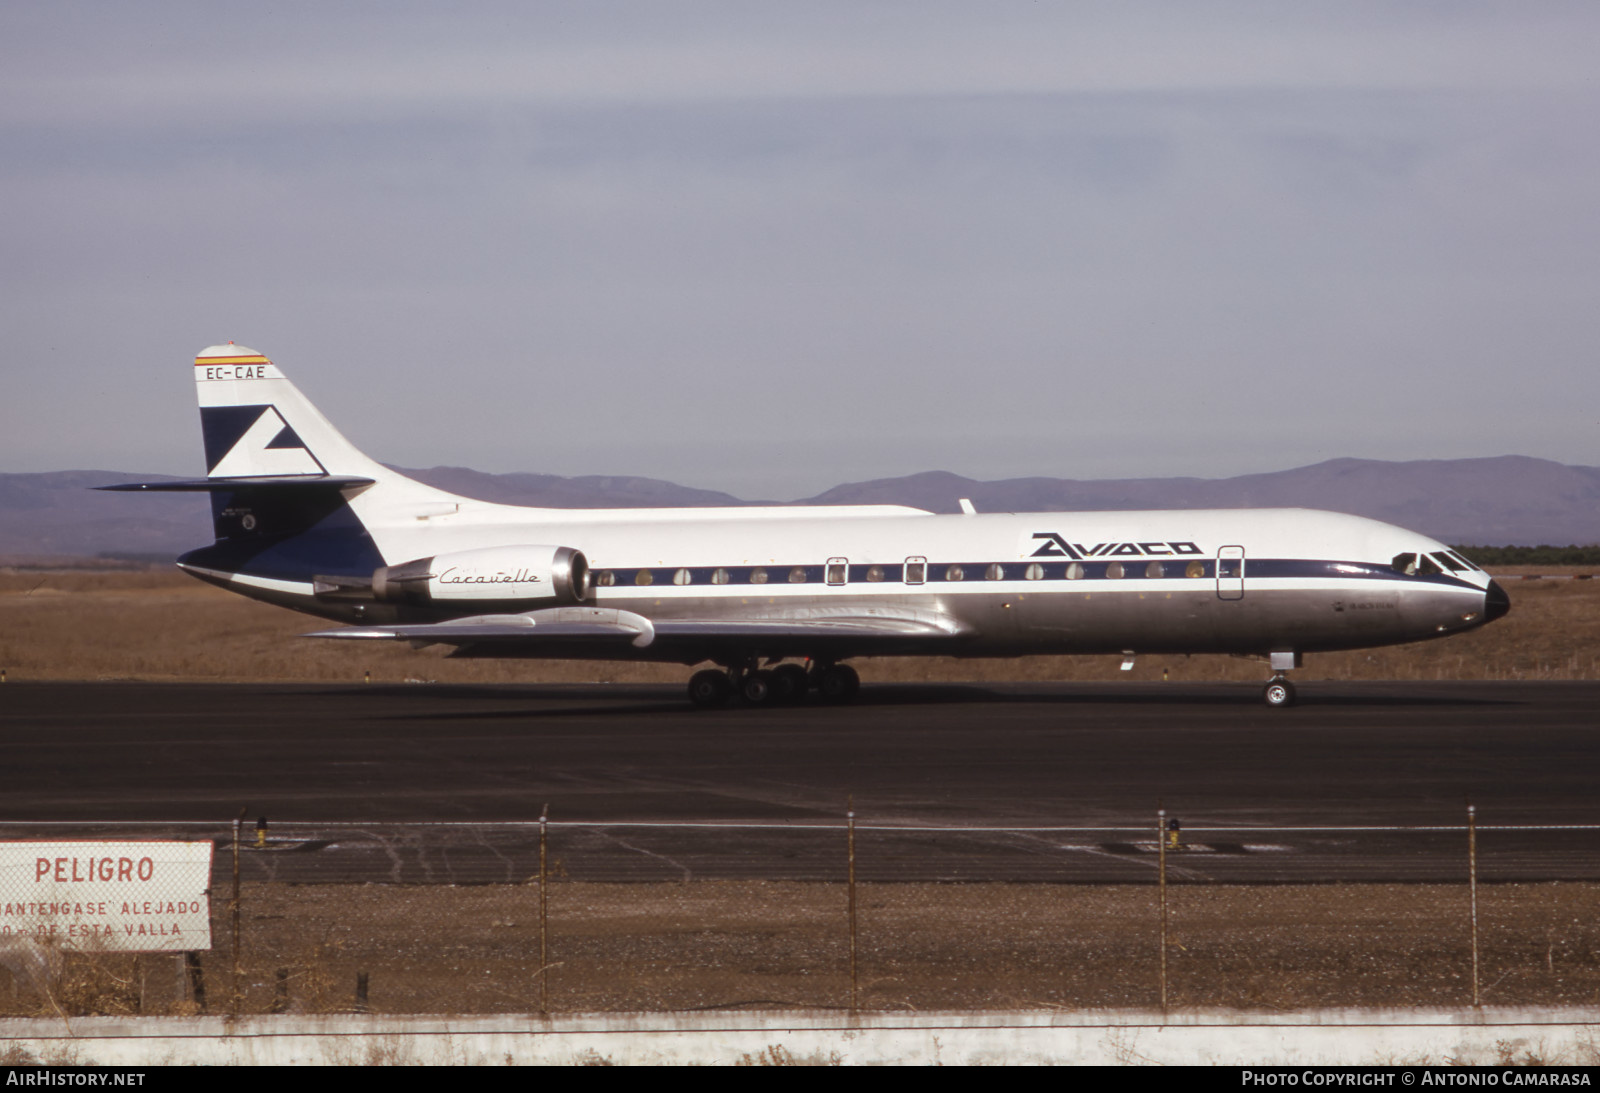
[1263,676,1297,708]
[1262,651,1302,708]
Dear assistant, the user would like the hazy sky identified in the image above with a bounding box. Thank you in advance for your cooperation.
[4,2,1597,499]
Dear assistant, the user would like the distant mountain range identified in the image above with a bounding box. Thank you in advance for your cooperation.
[3,455,1597,559]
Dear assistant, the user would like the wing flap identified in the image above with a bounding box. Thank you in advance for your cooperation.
[646,608,970,660]
[654,615,964,639]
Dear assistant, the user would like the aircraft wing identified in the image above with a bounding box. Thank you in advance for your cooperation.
[305,608,657,647]
[304,604,971,659]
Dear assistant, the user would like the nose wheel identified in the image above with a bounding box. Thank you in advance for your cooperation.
[1263,676,1297,708]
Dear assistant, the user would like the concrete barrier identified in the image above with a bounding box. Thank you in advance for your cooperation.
[5,1007,1600,1065]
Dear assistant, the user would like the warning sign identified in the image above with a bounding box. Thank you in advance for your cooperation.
[0,841,213,952]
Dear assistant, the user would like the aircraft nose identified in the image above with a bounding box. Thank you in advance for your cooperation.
[1484,580,1511,622]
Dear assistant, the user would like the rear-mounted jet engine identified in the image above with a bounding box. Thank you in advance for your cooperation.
[316,545,591,608]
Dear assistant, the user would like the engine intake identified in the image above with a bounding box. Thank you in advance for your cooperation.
[372,545,590,606]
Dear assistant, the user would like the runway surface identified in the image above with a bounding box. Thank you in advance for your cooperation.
[3,679,1597,884]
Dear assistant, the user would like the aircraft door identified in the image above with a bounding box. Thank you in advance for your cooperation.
[1216,545,1245,600]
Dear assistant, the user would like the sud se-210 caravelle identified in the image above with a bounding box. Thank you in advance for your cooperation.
[105,344,1511,708]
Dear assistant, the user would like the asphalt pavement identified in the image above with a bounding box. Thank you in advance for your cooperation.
[3,679,1596,882]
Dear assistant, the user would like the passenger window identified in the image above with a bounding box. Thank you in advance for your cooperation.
[985,564,1005,581]
[944,564,965,581]
[635,569,653,586]
[1145,561,1164,579]
[1185,560,1204,579]
[1025,563,1044,581]
[1106,562,1124,579]
[711,568,730,585]
[673,568,691,585]
[904,557,926,585]
[788,566,807,583]
[750,567,768,585]
[866,565,885,582]
[596,570,616,587]
[826,558,848,586]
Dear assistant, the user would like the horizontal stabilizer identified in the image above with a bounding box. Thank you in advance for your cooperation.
[97,476,375,492]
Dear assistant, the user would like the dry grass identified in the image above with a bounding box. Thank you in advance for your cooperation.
[1,567,1595,684]
[9,881,1600,1016]
[2,948,167,1019]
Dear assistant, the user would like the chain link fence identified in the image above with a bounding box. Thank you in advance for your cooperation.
[4,813,1600,1017]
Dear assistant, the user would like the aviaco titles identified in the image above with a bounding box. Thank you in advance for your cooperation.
[105,345,1510,709]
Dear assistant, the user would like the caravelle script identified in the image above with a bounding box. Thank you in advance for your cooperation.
[436,567,545,585]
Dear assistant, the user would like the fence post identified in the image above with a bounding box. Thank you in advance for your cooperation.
[185,950,206,1013]
[848,796,858,1013]
[231,807,244,1018]
[540,804,550,1015]
[1468,802,1480,1008]
[1158,806,1168,1014]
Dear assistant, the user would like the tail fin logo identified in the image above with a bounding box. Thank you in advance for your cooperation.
[203,404,327,478]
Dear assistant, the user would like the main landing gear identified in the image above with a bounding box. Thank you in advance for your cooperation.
[687,661,860,709]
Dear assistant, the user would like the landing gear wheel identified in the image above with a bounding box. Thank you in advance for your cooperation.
[771,663,810,704]
[1263,678,1297,708]
[816,663,861,704]
[740,670,776,706]
[687,669,731,709]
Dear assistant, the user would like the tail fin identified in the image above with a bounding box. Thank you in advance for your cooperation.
[196,344,388,481]
[98,344,475,599]
[99,344,477,594]
[182,344,474,582]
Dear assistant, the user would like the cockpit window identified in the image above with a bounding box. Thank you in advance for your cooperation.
[1391,553,1418,576]
[1431,552,1467,573]
[1415,555,1441,576]
[1446,549,1483,572]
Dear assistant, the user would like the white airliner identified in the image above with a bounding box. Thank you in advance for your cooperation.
[105,344,1510,708]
